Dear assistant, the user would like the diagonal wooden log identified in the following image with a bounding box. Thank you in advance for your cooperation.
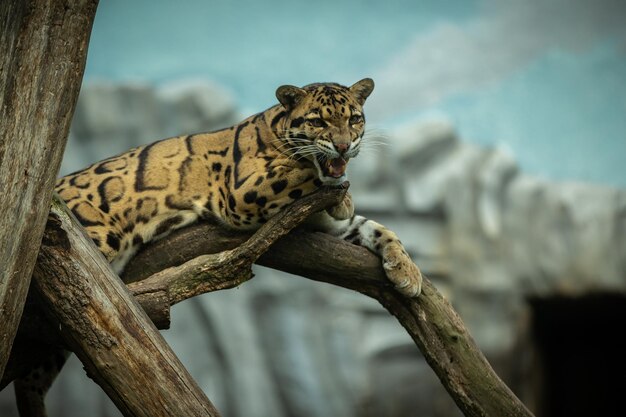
[6,181,532,417]
[31,195,221,417]
[0,0,98,378]
[122,191,534,417]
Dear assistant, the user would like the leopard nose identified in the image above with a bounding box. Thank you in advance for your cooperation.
[335,143,349,154]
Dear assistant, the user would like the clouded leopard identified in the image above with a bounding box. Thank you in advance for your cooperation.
[15,79,422,415]
[54,77,422,295]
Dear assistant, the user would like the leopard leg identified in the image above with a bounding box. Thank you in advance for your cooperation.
[309,212,422,297]
[14,350,69,417]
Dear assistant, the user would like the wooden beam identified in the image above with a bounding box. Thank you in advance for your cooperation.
[31,196,221,417]
[0,0,98,377]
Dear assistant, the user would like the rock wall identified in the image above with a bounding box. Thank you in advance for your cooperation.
[2,81,625,417]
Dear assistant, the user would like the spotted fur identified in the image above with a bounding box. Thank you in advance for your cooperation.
[16,79,422,412]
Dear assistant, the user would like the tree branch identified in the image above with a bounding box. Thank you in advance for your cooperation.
[31,195,221,417]
[127,182,348,308]
[124,190,534,417]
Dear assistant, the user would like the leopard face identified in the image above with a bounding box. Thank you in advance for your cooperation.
[275,78,374,184]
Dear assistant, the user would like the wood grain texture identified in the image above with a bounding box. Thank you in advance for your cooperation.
[5,182,532,416]
[0,0,98,377]
[123,204,534,417]
[32,196,220,417]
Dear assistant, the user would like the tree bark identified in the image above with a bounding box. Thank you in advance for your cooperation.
[4,182,533,416]
[123,205,535,417]
[30,195,221,417]
[0,0,98,378]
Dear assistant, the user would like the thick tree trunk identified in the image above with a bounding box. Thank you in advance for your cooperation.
[31,196,221,417]
[0,0,98,378]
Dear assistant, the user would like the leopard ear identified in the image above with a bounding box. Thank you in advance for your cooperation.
[276,85,307,110]
[349,78,375,105]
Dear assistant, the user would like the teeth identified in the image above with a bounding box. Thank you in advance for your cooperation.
[327,158,347,178]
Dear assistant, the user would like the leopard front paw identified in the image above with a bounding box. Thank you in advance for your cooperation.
[326,193,354,220]
[382,245,422,297]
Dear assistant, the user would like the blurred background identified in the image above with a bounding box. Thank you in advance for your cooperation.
[3,0,626,416]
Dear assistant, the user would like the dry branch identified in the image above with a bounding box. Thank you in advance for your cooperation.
[6,181,532,417]
[127,182,349,309]
[31,195,221,417]
[124,190,534,417]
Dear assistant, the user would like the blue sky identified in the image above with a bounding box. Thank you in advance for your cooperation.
[83,0,626,187]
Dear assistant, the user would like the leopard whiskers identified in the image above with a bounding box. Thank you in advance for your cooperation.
[358,127,390,153]
[273,139,321,161]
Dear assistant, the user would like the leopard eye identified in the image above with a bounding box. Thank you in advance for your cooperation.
[308,117,325,128]
[349,114,363,125]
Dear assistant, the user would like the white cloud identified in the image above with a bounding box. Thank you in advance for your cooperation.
[369,0,626,120]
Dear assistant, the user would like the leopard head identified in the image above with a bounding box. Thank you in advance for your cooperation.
[276,78,374,184]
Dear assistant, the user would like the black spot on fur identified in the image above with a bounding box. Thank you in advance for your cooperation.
[132,234,143,246]
[255,126,266,152]
[155,215,184,236]
[290,117,305,128]
[71,205,104,227]
[374,230,382,238]
[244,191,257,204]
[165,195,193,210]
[344,229,360,242]
[271,179,288,194]
[256,197,267,207]
[224,166,232,183]
[206,147,229,157]
[94,161,112,174]
[165,194,193,210]
[233,122,249,163]
[212,162,222,172]
[228,195,237,211]
[136,140,168,191]
[106,233,120,251]
[254,176,264,186]
[288,189,303,199]
[270,110,286,128]
[69,173,90,189]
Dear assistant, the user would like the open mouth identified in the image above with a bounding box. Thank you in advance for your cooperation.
[318,156,348,178]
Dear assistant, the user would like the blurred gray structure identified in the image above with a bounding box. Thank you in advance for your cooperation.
[2,82,625,417]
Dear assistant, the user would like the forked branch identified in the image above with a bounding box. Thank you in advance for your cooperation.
[8,182,532,417]
[123,185,534,417]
